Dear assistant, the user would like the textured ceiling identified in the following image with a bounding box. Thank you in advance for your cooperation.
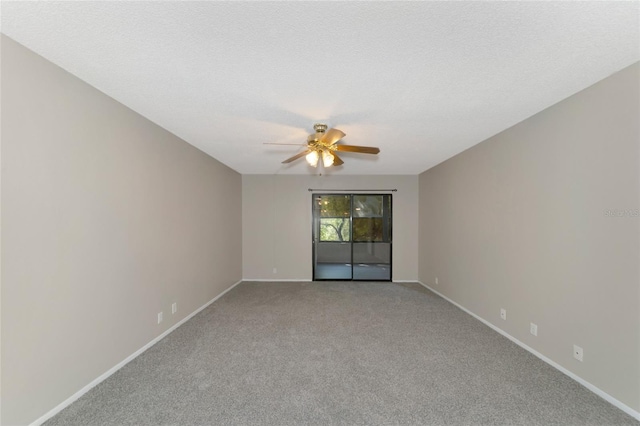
[1,2,638,175]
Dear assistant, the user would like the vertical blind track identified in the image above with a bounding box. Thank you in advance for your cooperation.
[308,189,397,192]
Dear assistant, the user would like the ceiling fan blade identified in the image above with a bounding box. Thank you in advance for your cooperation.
[332,152,344,166]
[333,144,380,154]
[319,128,346,145]
[281,149,311,164]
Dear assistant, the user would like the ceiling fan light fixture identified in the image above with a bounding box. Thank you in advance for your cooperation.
[322,150,334,167]
[306,150,319,167]
[276,123,379,167]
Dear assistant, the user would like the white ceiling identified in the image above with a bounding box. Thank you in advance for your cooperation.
[1,2,638,175]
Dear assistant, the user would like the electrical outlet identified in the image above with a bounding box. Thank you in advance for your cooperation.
[273,267,277,274]
[172,303,177,314]
[500,308,507,321]
[157,312,163,324]
[435,277,438,285]
[530,322,538,336]
[573,345,584,362]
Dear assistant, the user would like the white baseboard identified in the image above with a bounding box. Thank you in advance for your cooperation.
[245,279,416,283]
[248,280,418,283]
[416,281,640,422]
[242,278,312,282]
[30,279,243,426]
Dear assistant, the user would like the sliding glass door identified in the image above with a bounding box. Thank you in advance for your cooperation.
[312,194,392,281]
[313,194,352,280]
[352,195,392,280]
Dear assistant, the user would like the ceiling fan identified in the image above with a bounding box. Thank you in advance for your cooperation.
[267,123,380,167]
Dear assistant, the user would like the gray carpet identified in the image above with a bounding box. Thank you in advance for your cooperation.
[45,281,638,425]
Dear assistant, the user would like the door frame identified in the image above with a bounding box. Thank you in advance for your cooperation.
[311,193,392,282]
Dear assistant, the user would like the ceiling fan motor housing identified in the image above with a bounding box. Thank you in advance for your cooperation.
[308,123,329,145]
[313,123,328,133]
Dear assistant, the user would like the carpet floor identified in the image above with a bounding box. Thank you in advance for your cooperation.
[45,281,638,425]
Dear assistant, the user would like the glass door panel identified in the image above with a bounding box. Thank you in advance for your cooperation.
[352,195,391,280]
[352,242,391,280]
[313,195,352,280]
[353,195,384,218]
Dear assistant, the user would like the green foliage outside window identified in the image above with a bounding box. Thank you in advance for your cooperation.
[320,218,350,242]
[353,218,384,241]
[316,194,389,242]
[317,195,350,217]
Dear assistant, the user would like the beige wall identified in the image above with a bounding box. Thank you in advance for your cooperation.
[243,174,418,281]
[1,35,242,425]
[419,63,640,411]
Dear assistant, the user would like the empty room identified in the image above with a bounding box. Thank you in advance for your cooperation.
[1,2,639,425]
